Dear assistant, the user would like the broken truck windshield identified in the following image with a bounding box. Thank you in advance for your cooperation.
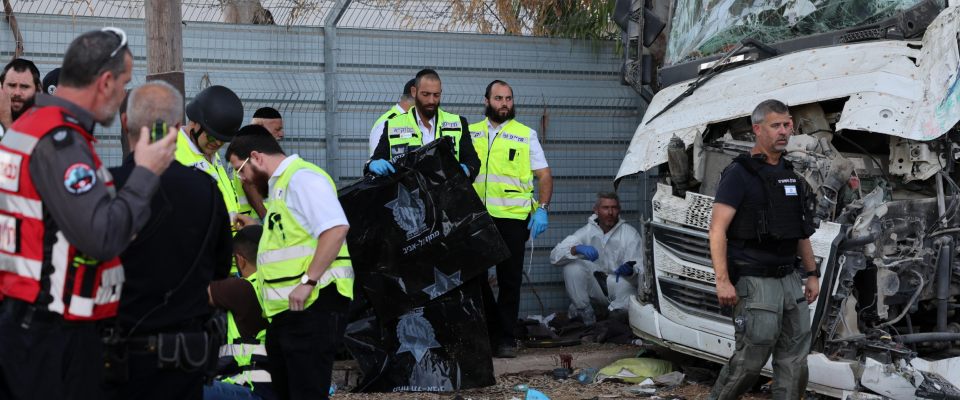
[666,0,928,65]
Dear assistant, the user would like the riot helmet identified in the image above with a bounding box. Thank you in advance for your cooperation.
[185,85,244,142]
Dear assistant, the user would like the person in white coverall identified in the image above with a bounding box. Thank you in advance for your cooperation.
[550,191,643,325]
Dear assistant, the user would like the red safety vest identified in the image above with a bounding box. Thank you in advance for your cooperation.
[0,106,124,321]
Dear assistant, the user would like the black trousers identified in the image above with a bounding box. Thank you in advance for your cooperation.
[0,300,104,400]
[482,216,530,346]
[102,350,204,400]
[266,298,347,400]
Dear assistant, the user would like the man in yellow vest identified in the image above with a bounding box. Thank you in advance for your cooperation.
[367,78,414,155]
[366,69,479,179]
[226,127,354,400]
[236,107,284,221]
[176,85,244,225]
[470,80,553,358]
[207,225,275,400]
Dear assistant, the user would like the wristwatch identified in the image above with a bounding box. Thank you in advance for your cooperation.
[804,269,821,278]
[300,274,318,286]
[539,203,549,211]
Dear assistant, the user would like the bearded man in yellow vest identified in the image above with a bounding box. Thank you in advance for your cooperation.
[471,80,553,358]
[227,127,353,400]
[366,69,480,179]
[235,107,285,222]
[175,85,244,226]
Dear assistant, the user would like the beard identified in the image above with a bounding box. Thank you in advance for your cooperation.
[10,95,34,121]
[415,98,438,121]
[485,103,515,124]
[251,167,271,198]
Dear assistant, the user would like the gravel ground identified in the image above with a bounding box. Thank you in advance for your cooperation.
[335,373,770,400]
[334,342,771,400]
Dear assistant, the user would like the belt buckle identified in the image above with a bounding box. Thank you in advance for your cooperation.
[779,264,792,276]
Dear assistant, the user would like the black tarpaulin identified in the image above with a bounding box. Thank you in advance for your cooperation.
[338,138,507,392]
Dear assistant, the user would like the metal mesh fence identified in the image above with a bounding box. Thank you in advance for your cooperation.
[1,4,645,318]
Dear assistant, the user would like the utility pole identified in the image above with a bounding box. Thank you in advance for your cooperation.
[145,0,185,98]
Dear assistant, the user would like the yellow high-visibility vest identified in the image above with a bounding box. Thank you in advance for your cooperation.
[469,118,535,220]
[256,157,354,317]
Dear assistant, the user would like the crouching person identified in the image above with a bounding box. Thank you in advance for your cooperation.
[550,192,642,325]
[205,225,276,400]
[104,80,233,400]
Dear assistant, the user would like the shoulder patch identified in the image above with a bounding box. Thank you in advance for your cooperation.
[63,163,97,195]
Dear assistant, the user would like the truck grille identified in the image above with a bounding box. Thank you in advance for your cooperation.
[659,276,731,321]
[652,223,711,265]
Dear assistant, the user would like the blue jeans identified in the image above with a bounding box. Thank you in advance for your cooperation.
[203,381,262,400]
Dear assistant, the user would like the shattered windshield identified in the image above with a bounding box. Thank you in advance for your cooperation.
[666,0,929,65]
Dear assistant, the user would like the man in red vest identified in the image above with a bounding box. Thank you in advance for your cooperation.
[0,27,177,400]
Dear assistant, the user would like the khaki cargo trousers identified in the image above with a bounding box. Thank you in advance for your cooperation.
[709,273,811,400]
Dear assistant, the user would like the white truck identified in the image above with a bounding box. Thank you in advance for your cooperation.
[614,0,960,398]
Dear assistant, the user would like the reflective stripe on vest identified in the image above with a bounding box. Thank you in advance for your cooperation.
[220,273,270,387]
[262,265,355,303]
[224,370,272,386]
[469,118,535,220]
[0,192,42,219]
[257,157,354,317]
[0,106,125,320]
[385,108,464,160]
[0,256,42,279]
[0,129,39,153]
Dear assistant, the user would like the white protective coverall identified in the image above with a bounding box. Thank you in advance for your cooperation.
[550,215,643,324]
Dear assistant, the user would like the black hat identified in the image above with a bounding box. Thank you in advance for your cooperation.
[42,68,60,95]
[186,85,244,142]
[402,79,416,96]
[253,107,281,119]
[236,124,272,138]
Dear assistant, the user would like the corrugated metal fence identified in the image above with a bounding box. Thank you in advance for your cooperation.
[1,14,645,318]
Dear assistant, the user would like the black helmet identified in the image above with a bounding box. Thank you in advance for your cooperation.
[186,85,244,142]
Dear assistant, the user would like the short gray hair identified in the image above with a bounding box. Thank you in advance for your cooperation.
[126,81,183,143]
[596,191,620,206]
[751,99,789,125]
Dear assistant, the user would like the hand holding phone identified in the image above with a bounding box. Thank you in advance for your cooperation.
[151,119,168,143]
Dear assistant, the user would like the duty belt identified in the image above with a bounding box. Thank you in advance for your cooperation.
[732,263,796,279]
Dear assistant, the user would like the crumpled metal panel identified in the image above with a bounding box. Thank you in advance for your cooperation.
[616,6,960,181]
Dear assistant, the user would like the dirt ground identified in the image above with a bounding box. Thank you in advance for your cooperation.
[334,343,771,400]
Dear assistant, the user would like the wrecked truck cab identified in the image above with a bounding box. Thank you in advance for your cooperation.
[616,3,960,399]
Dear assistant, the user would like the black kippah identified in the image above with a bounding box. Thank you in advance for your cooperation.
[236,124,272,138]
[253,107,281,119]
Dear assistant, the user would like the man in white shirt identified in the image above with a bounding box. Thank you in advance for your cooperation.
[368,79,415,155]
[470,80,553,358]
[550,192,642,325]
[227,127,354,400]
[366,69,479,178]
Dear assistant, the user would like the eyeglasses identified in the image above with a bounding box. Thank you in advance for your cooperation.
[101,27,128,59]
[235,157,250,176]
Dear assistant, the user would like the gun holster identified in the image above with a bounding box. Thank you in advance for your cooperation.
[102,327,130,385]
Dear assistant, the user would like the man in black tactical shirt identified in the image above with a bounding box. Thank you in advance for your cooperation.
[708,99,821,400]
[105,80,232,400]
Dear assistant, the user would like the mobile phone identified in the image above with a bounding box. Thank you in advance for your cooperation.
[151,119,167,143]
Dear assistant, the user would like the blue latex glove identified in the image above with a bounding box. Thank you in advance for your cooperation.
[369,159,395,176]
[574,244,599,262]
[615,261,637,282]
[460,163,470,176]
[528,207,548,239]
